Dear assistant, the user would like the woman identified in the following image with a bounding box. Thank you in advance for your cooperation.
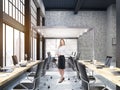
[57,39,66,83]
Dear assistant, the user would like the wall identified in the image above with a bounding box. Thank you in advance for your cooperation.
[106,5,116,62]
[45,11,107,61]
[78,30,94,60]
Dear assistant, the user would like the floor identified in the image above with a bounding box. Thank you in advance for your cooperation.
[38,62,114,90]
[39,67,82,90]
[13,62,114,90]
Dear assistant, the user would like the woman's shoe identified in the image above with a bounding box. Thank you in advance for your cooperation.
[58,77,64,83]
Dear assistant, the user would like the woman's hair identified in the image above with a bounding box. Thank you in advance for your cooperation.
[59,39,65,47]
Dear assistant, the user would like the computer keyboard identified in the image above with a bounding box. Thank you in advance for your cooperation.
[0,68,14,73]
[96,65,105,69]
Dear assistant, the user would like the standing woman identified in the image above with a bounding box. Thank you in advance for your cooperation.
[57,39,66,83]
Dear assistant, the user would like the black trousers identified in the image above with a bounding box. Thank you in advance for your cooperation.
[58,55,65,69]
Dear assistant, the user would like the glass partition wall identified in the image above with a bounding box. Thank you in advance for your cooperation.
[45,39,77,58]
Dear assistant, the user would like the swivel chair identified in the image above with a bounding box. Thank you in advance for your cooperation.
[78,62,108,90]
[13,61,44,90]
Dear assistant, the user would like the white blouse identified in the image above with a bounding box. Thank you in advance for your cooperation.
[57,45,66,56]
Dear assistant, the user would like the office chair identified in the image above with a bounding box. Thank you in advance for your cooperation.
[78,62,108,90]
[105,56,112,67]
[13,61,44,90]
[12,55,18,65]
[68,56,75,70]
[42,58,49,76]
[73,54,95,82]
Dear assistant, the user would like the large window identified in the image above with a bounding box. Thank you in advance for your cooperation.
[31,0,37,27]
[6,25,13,66]
[3,0,25,25]
[3,24,25,66]
[33,38,37,60]
[20,32,25,60]
[14,29,20,61]
[30,0,37,60]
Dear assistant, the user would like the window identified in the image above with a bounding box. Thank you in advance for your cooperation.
[5,0,8,14]
[33,38,37,60]
[3,0,5,12]
[14,29,20,61]
[3,24,25,66]
[6,25,13,66]
[4,0,25,25]
[3,24,5,67]
[20,32,25,60]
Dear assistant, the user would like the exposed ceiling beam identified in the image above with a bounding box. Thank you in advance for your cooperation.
[74,0,84,14]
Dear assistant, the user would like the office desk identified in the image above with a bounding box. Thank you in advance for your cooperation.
[0,60,41,90]
[78,60,120,87]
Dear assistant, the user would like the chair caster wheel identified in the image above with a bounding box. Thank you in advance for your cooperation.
[68,78,70,80]
[44,83,46,86]
[50,76,52,79]
[48,85,50,89]
[74,81,77,82]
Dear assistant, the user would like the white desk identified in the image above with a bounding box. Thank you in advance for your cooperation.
[0,60,41,89]
[78,60,120,87]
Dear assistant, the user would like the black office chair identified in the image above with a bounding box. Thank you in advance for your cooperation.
[75,52,81,60]
[13,61,44,90]
[42,58,49,76]
[105,56,112,67]
[12,55,18,65]
[74,60,81,80]
[73,57,95,82]
[78,62,108,90]
[68,56,75,70]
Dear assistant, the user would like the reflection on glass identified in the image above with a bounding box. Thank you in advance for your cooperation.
[19,11,21,23]
[23,5,25,15]
[13,0,15,6]
[20,32,25,60]
[14,29,20,61]
[19,0,21,10]
[23,16,25,25]
[20,14,22,24]
[33,38,37,60]
[16,0,18,7]
[5,0,8,14]
[3,24,5,67]
[13,6,15,19]
[40,41,42,59]
[31,37,33,59]
[16,9,18,21]
[3,0,5,11]
[6,25,13,66]
[9,2,12,17]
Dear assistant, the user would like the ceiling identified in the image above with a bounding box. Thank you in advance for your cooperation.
[43,0,116,14]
